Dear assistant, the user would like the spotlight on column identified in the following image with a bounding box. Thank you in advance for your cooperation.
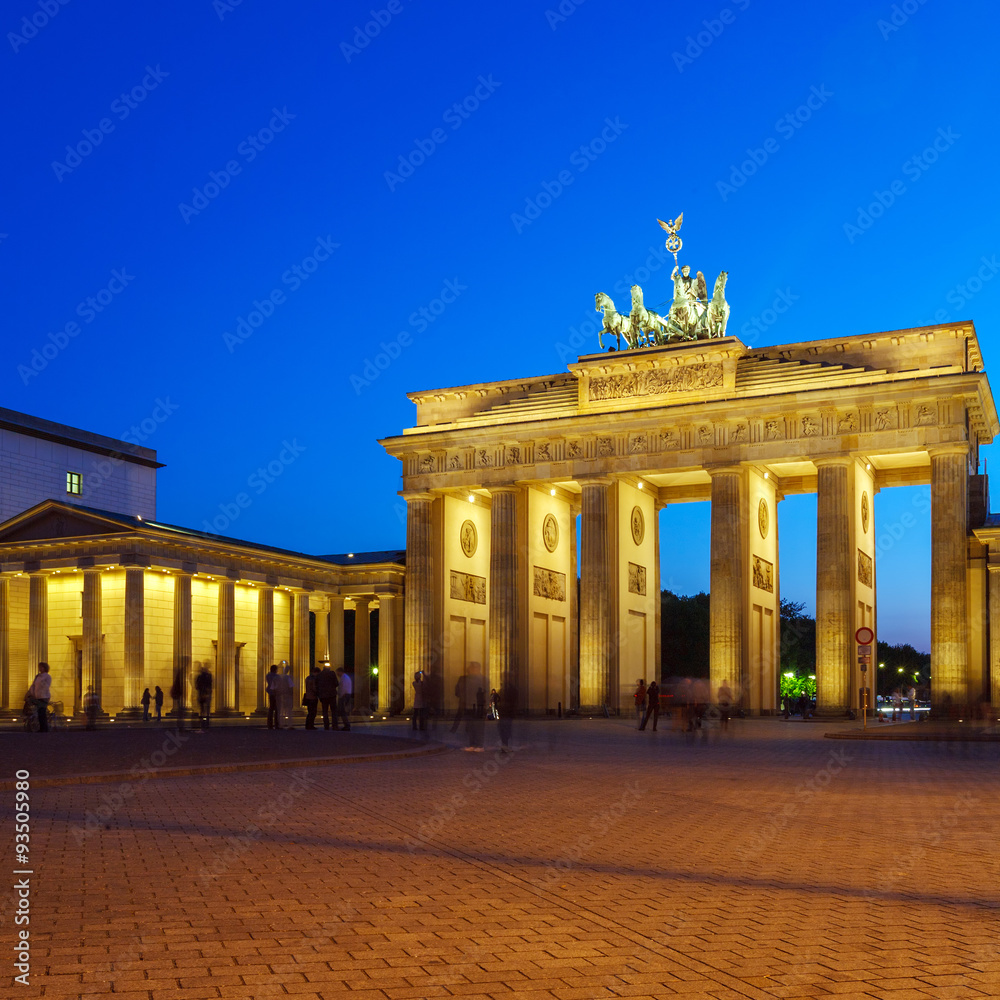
[550,488,556,496]
[468,494,475,503]
[763,472,769,479]
[866,463,872,470]
[638,481,644,490]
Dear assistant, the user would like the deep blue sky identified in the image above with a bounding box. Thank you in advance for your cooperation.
[4,0,999,651]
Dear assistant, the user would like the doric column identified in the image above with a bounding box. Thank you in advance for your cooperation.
[0,578,10,711]
[354,597,371,714]
[122,567,145,712]
[931,445,969,709]
[217,578,236,712]
[172,571,192,710]
[404,493,434,683]
[328,596,345,671]
[28,573,48,670]
[293,591,311,697]
[489,487,520,694]
[377,594,396,714]
[709,468,744,698]
[82,569,103,709]
[654,499,664,685]
[315,603,330,663]
[815,457,852,714]
[580,478,612,710]
[255,585,274,713]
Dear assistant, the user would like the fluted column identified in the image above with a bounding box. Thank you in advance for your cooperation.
[217,579,236,712]
[172,572,192,711]
[28,573,48,671]
[709,468,744,698]
[256,586,274,712]
[82,569,103,710]
[293,592,311,699]
[354,597,371,714]
[931,446,969,709]
[580,478,612,710]
[654,500,664,684]
[489,487,520,694]
[0,578,10,711]
[404,493,434,686]
[377,594,396,713]
[315,603,329,663]
[329,596,345,672]
[815,458,852,714]
[122,568,145,712]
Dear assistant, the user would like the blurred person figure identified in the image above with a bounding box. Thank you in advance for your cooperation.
[280,662,295,729]
[303,665,319,730]
[154,685,164,722]
[489,688,499,720]
[84,684,100,730]
[717,680,733,731]
[170,666,187,730]
[634,679,647,728]
[336,666,353,730]
[195,665,213,729]
[141,687,151,722]
[265,663,281,729]
[412,671,427,734]
[498,680,518,752]
[451,670,468,733]
[316,660,339,730]
[464,661,485,751]
[639,678,660,731]
[908,685,917,721]
[29,662,51,733]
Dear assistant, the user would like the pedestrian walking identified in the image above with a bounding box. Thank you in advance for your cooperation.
[195,666,213,729]
[634,679,647,728]
[412,670,427,733]
[154,685,164,722]
[464,662,485,751]
[450,672,468,732]
[170,666,187,730]
[336,667,353,730]
[303,666,319,730]
[640,679,660,731]
[316,660,339,730]
[28,662,52,733]
[908,685,917,720]
[717,680,733,731]
[498,682,518,752]
[141,687,151,721]
[280,662,295,729]
[84,684,100,730]
[265,663,281,729]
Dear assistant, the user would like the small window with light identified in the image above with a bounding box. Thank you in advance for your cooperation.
[66,472,82,495]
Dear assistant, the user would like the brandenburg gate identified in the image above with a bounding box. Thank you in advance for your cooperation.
[380,222,999,716]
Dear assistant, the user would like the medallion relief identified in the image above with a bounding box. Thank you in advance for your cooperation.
[630,505,645,545]
[758,498,769,539]
[460,519,478,558]
[861,491,870,534]
[542,513,559,553]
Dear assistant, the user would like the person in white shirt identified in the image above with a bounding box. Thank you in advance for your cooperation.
[336,667,353,731]
[30,662,52,732]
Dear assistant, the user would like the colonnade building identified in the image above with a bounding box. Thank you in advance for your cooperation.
[0,501,404,718]
[381,322,1000,716]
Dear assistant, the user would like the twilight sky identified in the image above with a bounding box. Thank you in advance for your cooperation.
[4,0,1000,651]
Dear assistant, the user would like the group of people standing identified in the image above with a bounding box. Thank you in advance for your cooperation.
[268,661,353,731]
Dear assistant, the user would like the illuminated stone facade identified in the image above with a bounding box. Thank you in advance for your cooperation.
[0,502,404,719]
[382,322,999,715]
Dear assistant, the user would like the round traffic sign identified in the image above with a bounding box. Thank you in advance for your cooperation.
[855,626,874,645]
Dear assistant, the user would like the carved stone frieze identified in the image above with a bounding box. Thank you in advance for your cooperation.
[533,566,566,601]
[915,404,936,425]
[858,549,873,588]
[477,449,493,468]
[752,555,774,593]
[535,442,551,461]
[838,411,858,432]
[628,562,646,596]
[731,423,747,444]
[660,429,679,449]
[597,437,615,457]
[801,416,819,437]
[629,434,647,454]
[588,362,723,402]
[764,419,784,441]
[450,570,486,604]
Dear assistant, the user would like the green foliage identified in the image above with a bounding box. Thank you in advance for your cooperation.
[876,640,930,697]
[661,591,710,678]
[780,672,816,700]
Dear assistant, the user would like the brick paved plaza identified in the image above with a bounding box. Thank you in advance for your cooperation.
[4,718,1000,999]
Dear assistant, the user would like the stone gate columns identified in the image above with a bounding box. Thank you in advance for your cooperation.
[709,468,744,698]
[82,569,103,710]
[28,572,48,671]
[931,445,969,708]
[329,596,345,671]
[217,578,237,713]
[256,585,274,713]
[172,571,192,709]
[123,567,145,714]
[404,493,435,684]
[815,458,852,714]
[293,592,311,698]
[580,478,612,710]
[489,487,520,694]
[354,597,371,713]
[377,594,396,712]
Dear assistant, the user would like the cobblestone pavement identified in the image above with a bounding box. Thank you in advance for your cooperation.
[4,717,1000,999]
